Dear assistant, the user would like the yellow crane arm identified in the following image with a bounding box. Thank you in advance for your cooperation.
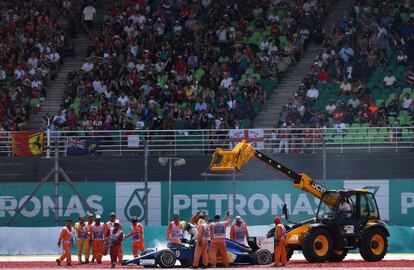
[209,140,332,204]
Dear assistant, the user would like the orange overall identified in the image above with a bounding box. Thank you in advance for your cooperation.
[274,223,287,266]
[90,223,105,263]
[192,222,210,268]
[209,218,230,267]
[86,221,94,262]
[58,226,74,265]
[230,223,249,245]
[106,220,123,261]
[131,223,145,257]
[75,222,90,262]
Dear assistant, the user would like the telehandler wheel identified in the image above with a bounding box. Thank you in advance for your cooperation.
[302,228,333,262]
[359,227,388,262]
[328,249,348,262]
[287,249,293,261]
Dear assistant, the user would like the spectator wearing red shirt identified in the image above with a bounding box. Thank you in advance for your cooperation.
[174,56,187,73]
[332,107,345,123]
[317,68,329,84]
[360,104,370,123]
[368,101,378,119]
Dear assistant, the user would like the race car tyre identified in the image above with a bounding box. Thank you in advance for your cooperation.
[252,249,273,265]
[179,260,192,267]
[359,227,388,262]
[302,228,333,262]
[156,249,176,268]
[328,249,348,262]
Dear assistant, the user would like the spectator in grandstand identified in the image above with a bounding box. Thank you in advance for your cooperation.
[383,71,397,88]
[339,44,354,63]
[338,79,352,95]
[325,100,336,115]
[82,3,96,36]
[391,121,402,143]
[278,123,290,154]
[402,93,412,110]
[305,84,319,103]
[334,119,347,134]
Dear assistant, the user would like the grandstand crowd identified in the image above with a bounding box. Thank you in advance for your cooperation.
[56,0,332,131]
[281,0,414,132]
[0,0,76,131]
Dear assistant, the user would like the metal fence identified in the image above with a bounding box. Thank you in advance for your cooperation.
[0,127,413,157]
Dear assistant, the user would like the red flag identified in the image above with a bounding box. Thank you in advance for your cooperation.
[12,131,44,157]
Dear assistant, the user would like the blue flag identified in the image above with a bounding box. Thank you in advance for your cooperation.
[66,137,99,155]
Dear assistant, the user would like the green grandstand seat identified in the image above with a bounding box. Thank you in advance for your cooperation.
[375,99,385,107]
[388,116,396,125]
[240,118,253,128]
[402,87,412,96]
[279,35,288,48]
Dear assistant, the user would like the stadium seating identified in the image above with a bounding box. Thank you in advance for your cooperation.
[0,1,74,130]
[56,0,332,131]
[280,1,414,144]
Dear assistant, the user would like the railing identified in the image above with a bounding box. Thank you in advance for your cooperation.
[0,127,413,156]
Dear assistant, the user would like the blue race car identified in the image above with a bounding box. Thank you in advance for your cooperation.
[123,237,273,268]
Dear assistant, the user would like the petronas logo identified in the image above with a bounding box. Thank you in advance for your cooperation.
[363,186,379,195]
[124,188,149,222]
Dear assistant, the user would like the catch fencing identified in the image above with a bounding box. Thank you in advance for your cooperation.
[0,127,413,156]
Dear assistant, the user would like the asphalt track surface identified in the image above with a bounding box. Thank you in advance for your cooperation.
[1,254,414,269]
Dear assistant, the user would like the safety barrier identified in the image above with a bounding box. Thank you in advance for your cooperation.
[0,127,413,156]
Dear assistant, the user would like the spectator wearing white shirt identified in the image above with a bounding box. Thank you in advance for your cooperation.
[325,100,336,115]
[49,49,60,64]
[31,77,43,89]
[334,120,347,134]
[92,79,102,93]
[338,79,352,95]
[227,95,236,110]
[383,71,396,87]
[216,25,228,43]
[81,59,94,72]
[339,44,354,63]
[82,4,96,35]
[27,53,38,69]
[267,10,279,23]
[220,72,233,89]
[14,67,25,80]
[117,92,129,107]
[306,84,319,102]
[53,110,66,127]
[397,49,408,65]
[194,98,207,112]
[348,94,361,110]
[402,93,412,110]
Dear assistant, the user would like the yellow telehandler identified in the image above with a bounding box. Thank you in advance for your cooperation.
[208,140,389,262]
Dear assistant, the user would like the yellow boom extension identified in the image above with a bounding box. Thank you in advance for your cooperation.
[209,140,256,171]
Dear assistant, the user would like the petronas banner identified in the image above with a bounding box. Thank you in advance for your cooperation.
[1,180,414,227]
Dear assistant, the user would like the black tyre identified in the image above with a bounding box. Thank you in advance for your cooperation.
[359,227,388,262]
[328,249,348,262]
[302,228,333,262]
[287,248,294,261]
[252,249,273,265]
[156,249,176,268]
[179,260,192,267]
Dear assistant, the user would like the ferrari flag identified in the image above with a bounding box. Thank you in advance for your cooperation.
[12,131,44,156]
